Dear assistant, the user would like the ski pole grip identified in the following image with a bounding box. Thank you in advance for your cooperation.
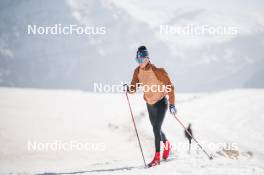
[123,83,129,93]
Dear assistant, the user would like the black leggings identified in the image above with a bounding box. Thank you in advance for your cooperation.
[147,97,168,152]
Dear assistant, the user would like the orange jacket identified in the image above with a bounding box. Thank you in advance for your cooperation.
[129,63,175,105]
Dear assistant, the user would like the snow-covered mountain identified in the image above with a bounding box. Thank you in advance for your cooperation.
[0,0,264,91]
[0,87,264,174]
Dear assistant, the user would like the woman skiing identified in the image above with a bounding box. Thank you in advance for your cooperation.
[128,46,177,167]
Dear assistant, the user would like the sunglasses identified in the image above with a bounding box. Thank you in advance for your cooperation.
[136,50,149,64]
[136,57,145,64]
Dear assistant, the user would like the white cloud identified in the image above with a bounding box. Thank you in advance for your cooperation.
[108,0,264,50]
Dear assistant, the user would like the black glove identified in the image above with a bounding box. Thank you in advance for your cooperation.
[123,84,129,93]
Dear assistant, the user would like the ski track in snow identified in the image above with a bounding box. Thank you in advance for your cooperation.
[0,88,264,175]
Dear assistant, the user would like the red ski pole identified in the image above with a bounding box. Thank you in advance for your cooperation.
[124,91,147,167]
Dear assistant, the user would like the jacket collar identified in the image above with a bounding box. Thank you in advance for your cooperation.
[138,62,154,70]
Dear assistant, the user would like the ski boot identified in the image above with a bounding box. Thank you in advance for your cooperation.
[148,152,160,167]
[162,140,171,160]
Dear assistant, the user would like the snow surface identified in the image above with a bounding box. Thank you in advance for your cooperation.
[0,87,264,174]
